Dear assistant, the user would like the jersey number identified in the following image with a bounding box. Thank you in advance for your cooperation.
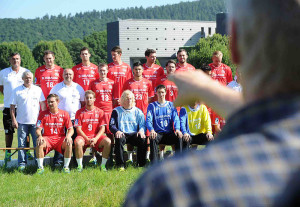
[88,124,93,131]
[135,94,143,100]
[46,82,54,88]
[160,120,168,127]
[50,128,58,134]
[83,80,90,85]
[101,95,109,101]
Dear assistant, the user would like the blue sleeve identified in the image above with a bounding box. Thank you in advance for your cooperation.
[179,107,188,135]
[146,104,155,132]
[137,109,146,133]
[172,107,180,131]
[109,109,119,134]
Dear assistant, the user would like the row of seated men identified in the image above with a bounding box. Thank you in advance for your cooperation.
[0,46,234,173]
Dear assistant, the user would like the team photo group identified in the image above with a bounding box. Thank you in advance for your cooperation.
[0,46,236,174]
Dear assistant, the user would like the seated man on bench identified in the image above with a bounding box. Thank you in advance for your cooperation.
[146,84,183,162]
[35,94,73,174]
[74,90,111,172]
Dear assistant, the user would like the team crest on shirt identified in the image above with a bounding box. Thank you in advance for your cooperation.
[42,77,45,80]
[37,120,41,127]
[59,118,63,122]
[75,119,78,125]
[91,70,95,74]
[95,114,99,118]
[108,85,112,89]
[77,68,80,70]
[79,75,81,78]
[55,73,59,76]
[167,109,171,114]
[96,90,99,93]
[143,85,148,89]
[215,118,219,124]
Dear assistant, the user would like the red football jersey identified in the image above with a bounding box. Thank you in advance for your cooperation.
[175,63,196,73]
[34,65,64,98]
[74,107,105,137]
[123,78,154,115]
[142,63,165,89]
[107,62,132,100]
[89,78,117,113]
[36,109,72,142]
[155,74,178,102]
[209,63,233,86]
[72,63,99,91]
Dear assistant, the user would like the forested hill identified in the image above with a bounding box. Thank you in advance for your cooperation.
[0,0,226,49]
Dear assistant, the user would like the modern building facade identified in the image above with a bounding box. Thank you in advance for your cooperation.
[107,19,216,67]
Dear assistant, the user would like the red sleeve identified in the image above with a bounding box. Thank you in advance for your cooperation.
[74,110,82,127]
[59,68,64,82]
[88,80,93,91]
[148,81,154,98]
[64,112,73,129]
[72,67,77,83]
[159,66,165,77]
[35,68,40,85]
[226,66,233,84]
[112,81,118,100]
[36,112,44,128]
[99,109,106,126]
[95,66,100,79]
[127,66,133,80]
[122,80,129,93]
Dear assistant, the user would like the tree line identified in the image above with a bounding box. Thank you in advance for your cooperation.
[0,0,226,49]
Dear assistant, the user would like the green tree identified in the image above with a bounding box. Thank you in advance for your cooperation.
[188,34,235,73]
[83,31,107,64]
[0,41,37,72]
[64,38,95,65]
[32,40,74,68]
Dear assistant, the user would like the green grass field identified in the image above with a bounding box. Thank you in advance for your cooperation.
[0,166,144,206]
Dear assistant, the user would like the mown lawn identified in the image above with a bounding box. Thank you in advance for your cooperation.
[0,166,144,206]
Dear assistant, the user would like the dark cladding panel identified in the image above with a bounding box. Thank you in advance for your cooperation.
[216,13,228,36]
[107,21,120,63]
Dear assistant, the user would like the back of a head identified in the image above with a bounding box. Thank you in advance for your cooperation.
[230,0,300,97]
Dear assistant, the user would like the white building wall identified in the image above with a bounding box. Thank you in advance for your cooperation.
[117,19,216,64]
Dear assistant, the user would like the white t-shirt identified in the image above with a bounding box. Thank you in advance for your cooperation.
[11,84,45,124]
[227,80,242,92]
[0,67,29,108]
[50,81,85,120]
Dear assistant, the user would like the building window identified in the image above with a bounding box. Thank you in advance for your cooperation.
[146,28,148,30]
[137,27,139,30]
[182,38,184,40]
[146,38,149,40]
[156,48,158,50]
[173,38,176,40]
[137,38,139,40]
[173,28,176,30]
[182,28,184,30]
[156,28,158,30]
[137,48,139,50]
[209,27,211,35]
[201,27,204,35]
[165,28,167,30]
[156,38,158,40]
[127,27,129,29]
[127,38,129,40]
[165,38,167,40]
[190,38,192,41]
[165,48,167,50]
[127,48,130,50]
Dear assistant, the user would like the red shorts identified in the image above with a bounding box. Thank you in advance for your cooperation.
[74,135,107,153]
[44,136,65,155]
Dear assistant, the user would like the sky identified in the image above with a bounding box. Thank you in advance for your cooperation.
[0,0,191,19]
